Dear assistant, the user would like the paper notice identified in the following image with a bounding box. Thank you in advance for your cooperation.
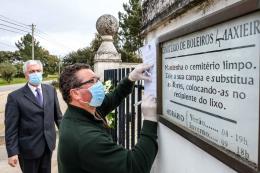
[139,39,157,97]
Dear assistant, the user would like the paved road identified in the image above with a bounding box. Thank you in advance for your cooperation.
[0,80,53,92]
[0,83,25,92]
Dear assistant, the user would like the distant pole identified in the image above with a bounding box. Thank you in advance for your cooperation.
[58,56,61,75]
[31,24,35,60]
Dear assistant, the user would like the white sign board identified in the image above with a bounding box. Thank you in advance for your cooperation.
[162,11,260,164]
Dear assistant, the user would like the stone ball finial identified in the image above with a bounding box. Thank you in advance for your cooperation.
[96,14,119,36]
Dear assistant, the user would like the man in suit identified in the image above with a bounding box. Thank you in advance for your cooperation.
[5,60,62,173]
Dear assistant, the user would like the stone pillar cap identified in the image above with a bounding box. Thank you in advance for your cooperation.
[96,14,119,36]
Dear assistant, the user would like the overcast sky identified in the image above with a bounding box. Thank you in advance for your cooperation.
[0,0,128,56]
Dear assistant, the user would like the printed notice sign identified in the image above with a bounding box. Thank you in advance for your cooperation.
[162,11,260,165]
[139,39,157,96]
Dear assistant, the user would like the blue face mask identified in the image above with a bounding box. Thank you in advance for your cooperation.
[87,81,105,107]
[29,72,43,86]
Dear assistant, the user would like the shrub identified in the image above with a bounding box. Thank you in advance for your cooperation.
[51,80,59,88]
[0,63,17,83]
[14,63,24,78]
[104,80,116,128]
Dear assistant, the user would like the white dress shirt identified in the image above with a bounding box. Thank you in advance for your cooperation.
[28,83,43,98]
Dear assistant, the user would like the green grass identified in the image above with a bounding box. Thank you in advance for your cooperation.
[0,78,27,85]
[0,74,59,86]
[46,74,58,80]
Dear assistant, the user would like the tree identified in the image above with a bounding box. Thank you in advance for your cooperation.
[15,34,41,61]
[15,34,60,75]
[0,63,17,83]
[119,49,141,63]
[63,34,102,67]
[37,49,60,76]
[63,47,94,67]
[14,62,24,78]
[0,51,23,77]
[118,0,143,63]
[90,33,102,52]
[0,51,21,63]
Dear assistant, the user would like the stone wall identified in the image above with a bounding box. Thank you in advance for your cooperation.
[141,0,207,34]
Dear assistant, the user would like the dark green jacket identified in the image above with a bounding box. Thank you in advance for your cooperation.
[58,77,158,173]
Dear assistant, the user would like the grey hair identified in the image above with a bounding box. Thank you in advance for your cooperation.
[23,60,43,74]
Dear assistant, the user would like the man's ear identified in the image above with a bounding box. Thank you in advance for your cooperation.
[70,89,81,101]
[25,72,29,81]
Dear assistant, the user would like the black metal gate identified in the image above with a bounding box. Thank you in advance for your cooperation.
[104,68,143,149]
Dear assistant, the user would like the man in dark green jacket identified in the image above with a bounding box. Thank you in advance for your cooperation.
[58,63,157,173]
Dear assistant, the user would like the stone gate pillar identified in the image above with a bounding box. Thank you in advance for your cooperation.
[94,14,122,81]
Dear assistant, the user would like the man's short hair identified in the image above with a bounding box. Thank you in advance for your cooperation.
[59,63,91,104]
[23,60,43,74]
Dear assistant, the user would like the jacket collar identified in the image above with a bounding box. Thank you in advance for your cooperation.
[65,104,101,122]
[23,83,47,108]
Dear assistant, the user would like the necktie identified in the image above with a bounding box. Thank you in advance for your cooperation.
[35,88,43,107]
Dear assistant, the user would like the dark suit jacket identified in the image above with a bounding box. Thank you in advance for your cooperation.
[5,83,62,159]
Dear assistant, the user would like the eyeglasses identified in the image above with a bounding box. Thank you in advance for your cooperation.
[75,77,100,88]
